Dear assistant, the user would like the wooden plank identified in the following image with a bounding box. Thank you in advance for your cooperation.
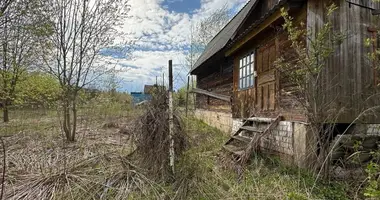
[269,82,276,110]
[263,47,269,72]
[240,115,282,163]
[257,48,263,73]
[191,88,231,102]
[263,84,269,111]
[257,72,275,85]
[232,135,251,143]
[241,126,263,133]
[223,144,245,156]
[268,44,276,70]
[246,117,276,123]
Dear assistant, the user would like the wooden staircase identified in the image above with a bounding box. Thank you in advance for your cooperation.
[223,115,282,162]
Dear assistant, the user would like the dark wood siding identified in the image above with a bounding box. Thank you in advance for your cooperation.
[196,58,233,112]
[307,0,380,123]
[232,6,308,121]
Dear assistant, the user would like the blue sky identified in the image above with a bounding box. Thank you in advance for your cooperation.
[100,0,248,93]
[163,0,201,13]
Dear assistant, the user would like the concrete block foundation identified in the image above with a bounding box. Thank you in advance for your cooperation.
[193,109,379,167]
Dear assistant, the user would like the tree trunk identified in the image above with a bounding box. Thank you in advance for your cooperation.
[62,98,77,142]
[63,100,73,142]
[2,104,9,123]
[71,101,77,142]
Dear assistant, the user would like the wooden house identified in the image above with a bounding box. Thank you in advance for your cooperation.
[190,0,380,165]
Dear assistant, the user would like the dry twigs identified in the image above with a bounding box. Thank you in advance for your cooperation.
[134,88,188,181]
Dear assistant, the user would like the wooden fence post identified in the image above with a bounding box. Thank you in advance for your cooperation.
[168,60,175,174]
[185,76,190,117]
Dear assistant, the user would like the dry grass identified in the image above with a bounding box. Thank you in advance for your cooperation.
[0,105,156,199]
[0,106,350,199]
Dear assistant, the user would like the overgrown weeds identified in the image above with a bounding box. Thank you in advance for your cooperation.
[0,105,352,199]
[172,117,349,200]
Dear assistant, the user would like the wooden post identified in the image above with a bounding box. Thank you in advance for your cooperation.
[185,76,190,117]
[168,60,175,174]
[191,75,196,109]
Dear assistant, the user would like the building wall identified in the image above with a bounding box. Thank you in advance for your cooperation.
[194,109,233,134]
[307,0,380,123]
[230,117,311,166]
[196,58,233,112]
[231,6,307,121]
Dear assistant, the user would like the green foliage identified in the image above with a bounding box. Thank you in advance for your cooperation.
[364,161,380,198]
[15,72,61,108]
[174,86,195,108]
[363,149,380,198]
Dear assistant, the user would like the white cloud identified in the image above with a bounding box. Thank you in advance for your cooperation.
[103,0,248,92]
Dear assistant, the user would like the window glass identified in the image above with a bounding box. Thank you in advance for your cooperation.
[239,51,256,89]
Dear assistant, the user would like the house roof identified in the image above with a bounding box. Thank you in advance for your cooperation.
[144,85,155,94]
[190,0,258,74]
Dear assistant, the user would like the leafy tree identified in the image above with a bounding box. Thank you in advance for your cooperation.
[0,0,49,122]
[15,72,61,108]
[40,0,129,141]
[174,86,194,108]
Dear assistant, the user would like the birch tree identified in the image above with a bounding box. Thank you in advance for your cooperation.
[40,0,129,141]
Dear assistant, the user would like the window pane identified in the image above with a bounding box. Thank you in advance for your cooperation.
[245,66,248,77]
[250,63,254,75]
[240,59,243,68]
[250,76,254,86]
[239,79,242,89]
[251,53,254,63]
[240,67,242,78]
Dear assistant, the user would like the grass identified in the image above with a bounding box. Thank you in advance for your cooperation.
[0,106,351,199]
[172,117,349,200]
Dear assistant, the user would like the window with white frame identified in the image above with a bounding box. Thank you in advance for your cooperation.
[239,51,256,89]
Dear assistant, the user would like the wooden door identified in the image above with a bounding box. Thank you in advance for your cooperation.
[256,40,277,111]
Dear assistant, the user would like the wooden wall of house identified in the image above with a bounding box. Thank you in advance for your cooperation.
[232,6,307,121]
[307,0,380,123]
[196,58,233,112]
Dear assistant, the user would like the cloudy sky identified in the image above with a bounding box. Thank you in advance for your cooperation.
[101,0,248,92]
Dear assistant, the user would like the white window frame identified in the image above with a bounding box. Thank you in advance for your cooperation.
[239,51,256,90]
